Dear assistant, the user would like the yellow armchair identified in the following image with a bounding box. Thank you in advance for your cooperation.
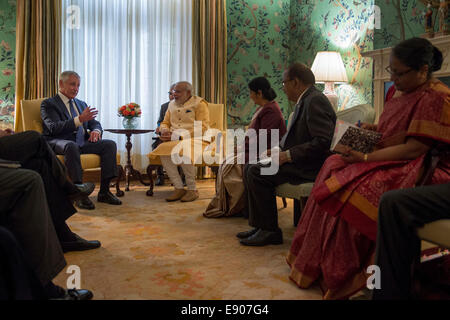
[20,98,124,196]
[146,102,226,196]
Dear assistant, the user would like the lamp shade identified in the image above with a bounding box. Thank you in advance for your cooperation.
[311,51,348,83]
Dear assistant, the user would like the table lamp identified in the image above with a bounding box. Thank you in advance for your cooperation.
[310,51,348,111]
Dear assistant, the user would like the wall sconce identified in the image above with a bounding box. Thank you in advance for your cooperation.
[311,51,348,111]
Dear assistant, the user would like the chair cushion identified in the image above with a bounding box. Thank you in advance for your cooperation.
[417,219,450,249]
[275,182,314,199]
[336,104,375,124]
[21,98,46,133]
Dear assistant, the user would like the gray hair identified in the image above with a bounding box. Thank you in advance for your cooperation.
[60,71,81,82]
[175,81,193,93]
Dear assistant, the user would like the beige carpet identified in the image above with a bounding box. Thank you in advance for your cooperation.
[53,179,322,300]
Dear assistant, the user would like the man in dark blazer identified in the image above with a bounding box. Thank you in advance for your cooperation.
[152,84,175,186]
[0,168,93,300]
[238,63,336,246]
[0,129,101,252]
[41,71,121,210]
[372,183,450,300]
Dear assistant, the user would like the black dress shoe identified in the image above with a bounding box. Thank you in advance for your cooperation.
[61,234,101,253]
[75,197,96,210]
[68,182,96,201]
[98,191,122,205]
[155,176,165,186]
[236,228,260,239]
[240,229,283,246]
[55,289,94,300]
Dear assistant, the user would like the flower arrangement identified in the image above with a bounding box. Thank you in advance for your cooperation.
[118,102,142,119]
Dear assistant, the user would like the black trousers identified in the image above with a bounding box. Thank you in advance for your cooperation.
[244,163,312,231]
[372,183,450,300]
[48,138,118,183]
[0,131,76,229]
[0,227,48,300]
[0,168,66,286]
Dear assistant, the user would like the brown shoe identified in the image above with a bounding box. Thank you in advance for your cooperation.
[180,190,199,202]
[166,189,187,202]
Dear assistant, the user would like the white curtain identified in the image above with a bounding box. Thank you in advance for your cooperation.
[61,0,193,170]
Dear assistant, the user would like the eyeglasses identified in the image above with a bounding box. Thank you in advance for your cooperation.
[385,66,414,78]
[282,79,294,87]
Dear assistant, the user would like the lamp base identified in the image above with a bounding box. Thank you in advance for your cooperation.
[323,82,338,112]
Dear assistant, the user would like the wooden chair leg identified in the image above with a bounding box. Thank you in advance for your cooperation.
[282,197,288,208]
[146,164,155,196]
[293,197,309,227]
[115,164,125,197]
[293,199,301,227]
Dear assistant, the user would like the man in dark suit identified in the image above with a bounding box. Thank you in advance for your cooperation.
[0,129,101,252]
[152,84,175,186]
[372,183,450,300]
[0,167,93,300]
[238,63,336,246]
[41,71,121,210]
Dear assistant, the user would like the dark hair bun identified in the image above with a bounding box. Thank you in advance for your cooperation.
[431,46,443,72]
[248,77,277,101]
[393,37,443,75]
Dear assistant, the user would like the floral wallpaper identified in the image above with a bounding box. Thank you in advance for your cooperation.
[227,0,376,127]
[0,0,434,129]
[227,0,291,127]
[374,0,427,49]
[0,0,15,129]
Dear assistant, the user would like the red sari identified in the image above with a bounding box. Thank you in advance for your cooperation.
[286,80,450,300]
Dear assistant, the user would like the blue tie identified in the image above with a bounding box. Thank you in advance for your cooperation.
[69,99,85,147]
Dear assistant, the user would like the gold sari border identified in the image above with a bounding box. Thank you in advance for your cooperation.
[325,175,341,194]
[409,120,450,143]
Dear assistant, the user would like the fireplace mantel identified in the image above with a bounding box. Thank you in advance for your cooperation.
[361,36,450,123]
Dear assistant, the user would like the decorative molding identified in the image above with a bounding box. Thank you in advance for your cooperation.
[362,35,450,122]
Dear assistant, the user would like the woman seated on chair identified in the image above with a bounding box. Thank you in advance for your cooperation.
[204,77,287,218]
[287,37,450,300]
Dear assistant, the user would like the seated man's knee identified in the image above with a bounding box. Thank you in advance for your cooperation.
[22,170,43,188]
[380,188,407,210]
[25,130,42,139]
[20,130,42,143]
[64,142,80,156]
[102,139,117,152]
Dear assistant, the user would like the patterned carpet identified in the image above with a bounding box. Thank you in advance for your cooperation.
[53,179,322,300]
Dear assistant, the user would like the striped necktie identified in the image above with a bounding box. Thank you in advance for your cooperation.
[69,99,85,147]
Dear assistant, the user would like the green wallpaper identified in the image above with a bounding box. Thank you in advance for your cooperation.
[227,0,376,127]
[227,0,291,126]
[374,0,427,49]
[0,0,434,129]
[0,0,15,129]
[290,1,375,113]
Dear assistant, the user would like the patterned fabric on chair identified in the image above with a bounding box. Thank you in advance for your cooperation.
[275,104,376,226]
[20,98,124,196]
